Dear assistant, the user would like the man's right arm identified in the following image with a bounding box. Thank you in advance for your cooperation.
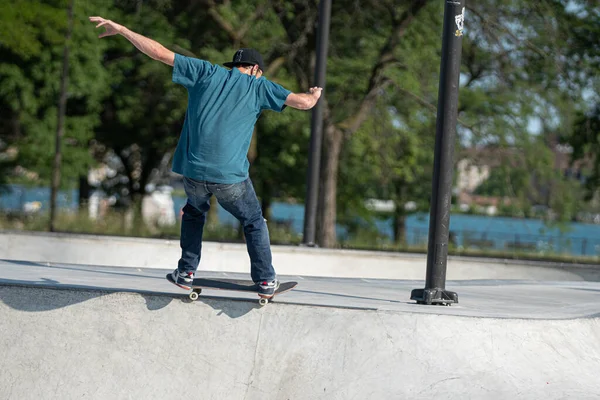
[89,16,175,66]
[284,87,323,110]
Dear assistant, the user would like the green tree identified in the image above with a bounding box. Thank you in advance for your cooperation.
[569,105,600,201]
[0,0,111,188]
[455,0,597,223]
[563,1,600,202]
[258,0,434,247]
[0,0,64,187]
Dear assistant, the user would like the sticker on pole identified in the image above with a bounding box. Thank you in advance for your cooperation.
[455,7,465,37]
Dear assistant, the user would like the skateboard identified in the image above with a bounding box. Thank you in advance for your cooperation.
[166,274,298,306]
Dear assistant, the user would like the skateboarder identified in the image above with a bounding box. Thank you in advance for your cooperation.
[90,17,322,297]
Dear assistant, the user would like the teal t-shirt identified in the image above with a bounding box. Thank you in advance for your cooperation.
[171,54,291,183]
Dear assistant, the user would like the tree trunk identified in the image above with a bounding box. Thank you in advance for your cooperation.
[49,0,74,232]
[317,123,343,247]
[393,184,407,246]
[78,175,90,211]
[393,209,407,246]
[131,192,144,234]
[261,182,273,221]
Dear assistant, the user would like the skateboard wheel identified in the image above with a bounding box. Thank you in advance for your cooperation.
[189,291,200,301]
[259,298,269,306]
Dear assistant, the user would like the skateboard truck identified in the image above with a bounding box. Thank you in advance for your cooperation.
[188,288,271,306]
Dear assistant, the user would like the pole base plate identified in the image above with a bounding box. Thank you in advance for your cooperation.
[410,288,458,306]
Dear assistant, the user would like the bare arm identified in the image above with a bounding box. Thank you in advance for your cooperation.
[285,87,323,110]
[89,16,175,66]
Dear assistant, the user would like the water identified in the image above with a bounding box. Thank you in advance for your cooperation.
[2,185,599,256]
[172,196,600,256]
[0,185,78,211]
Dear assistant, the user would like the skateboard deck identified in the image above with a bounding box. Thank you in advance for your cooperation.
[167,274,297,306]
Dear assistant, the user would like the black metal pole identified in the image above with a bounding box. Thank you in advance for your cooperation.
[302,0,332,246]
[411,0,465,305]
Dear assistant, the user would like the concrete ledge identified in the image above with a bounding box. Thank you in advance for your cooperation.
[1,231,599,281]
[2,286,600,399]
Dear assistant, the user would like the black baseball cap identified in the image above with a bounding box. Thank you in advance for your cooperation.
[223,48,266,72]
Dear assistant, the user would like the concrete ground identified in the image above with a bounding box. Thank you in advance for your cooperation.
[1,232,600,399]
[1,258,600,400]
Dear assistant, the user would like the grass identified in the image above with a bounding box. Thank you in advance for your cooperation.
[1,210,598,265]
[0,210,298,244]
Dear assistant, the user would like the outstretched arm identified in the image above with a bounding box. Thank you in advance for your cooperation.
[284,87,323,110]
[89,16,175,66]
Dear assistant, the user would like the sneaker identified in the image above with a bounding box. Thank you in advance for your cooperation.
[257,279,280,298]
[169,269,195,290]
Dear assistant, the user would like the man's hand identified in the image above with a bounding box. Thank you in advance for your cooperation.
[309,87,323,101]
[285,87,324,110]
[88,16,175,66]
[89,16,123,38]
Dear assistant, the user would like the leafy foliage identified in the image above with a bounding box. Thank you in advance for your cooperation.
[0,0,599,247]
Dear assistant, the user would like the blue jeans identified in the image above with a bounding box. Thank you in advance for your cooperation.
[177,176,276,283]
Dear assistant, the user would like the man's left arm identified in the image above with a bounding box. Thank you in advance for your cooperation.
[89,16,175,66]
[284,87,322,110]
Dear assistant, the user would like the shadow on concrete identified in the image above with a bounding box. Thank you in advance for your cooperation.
[0,283,104,311]
[0,281,173,312]
[172,294,260,318]
[139,293,174,310]
[0,259,166,281]
[204,298,260,318]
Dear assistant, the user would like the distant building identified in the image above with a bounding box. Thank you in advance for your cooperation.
[454,140,594,213]
[456,159,490,193]
[455,145,518,214]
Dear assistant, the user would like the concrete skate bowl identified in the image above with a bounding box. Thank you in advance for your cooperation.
[1,285,599,400]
